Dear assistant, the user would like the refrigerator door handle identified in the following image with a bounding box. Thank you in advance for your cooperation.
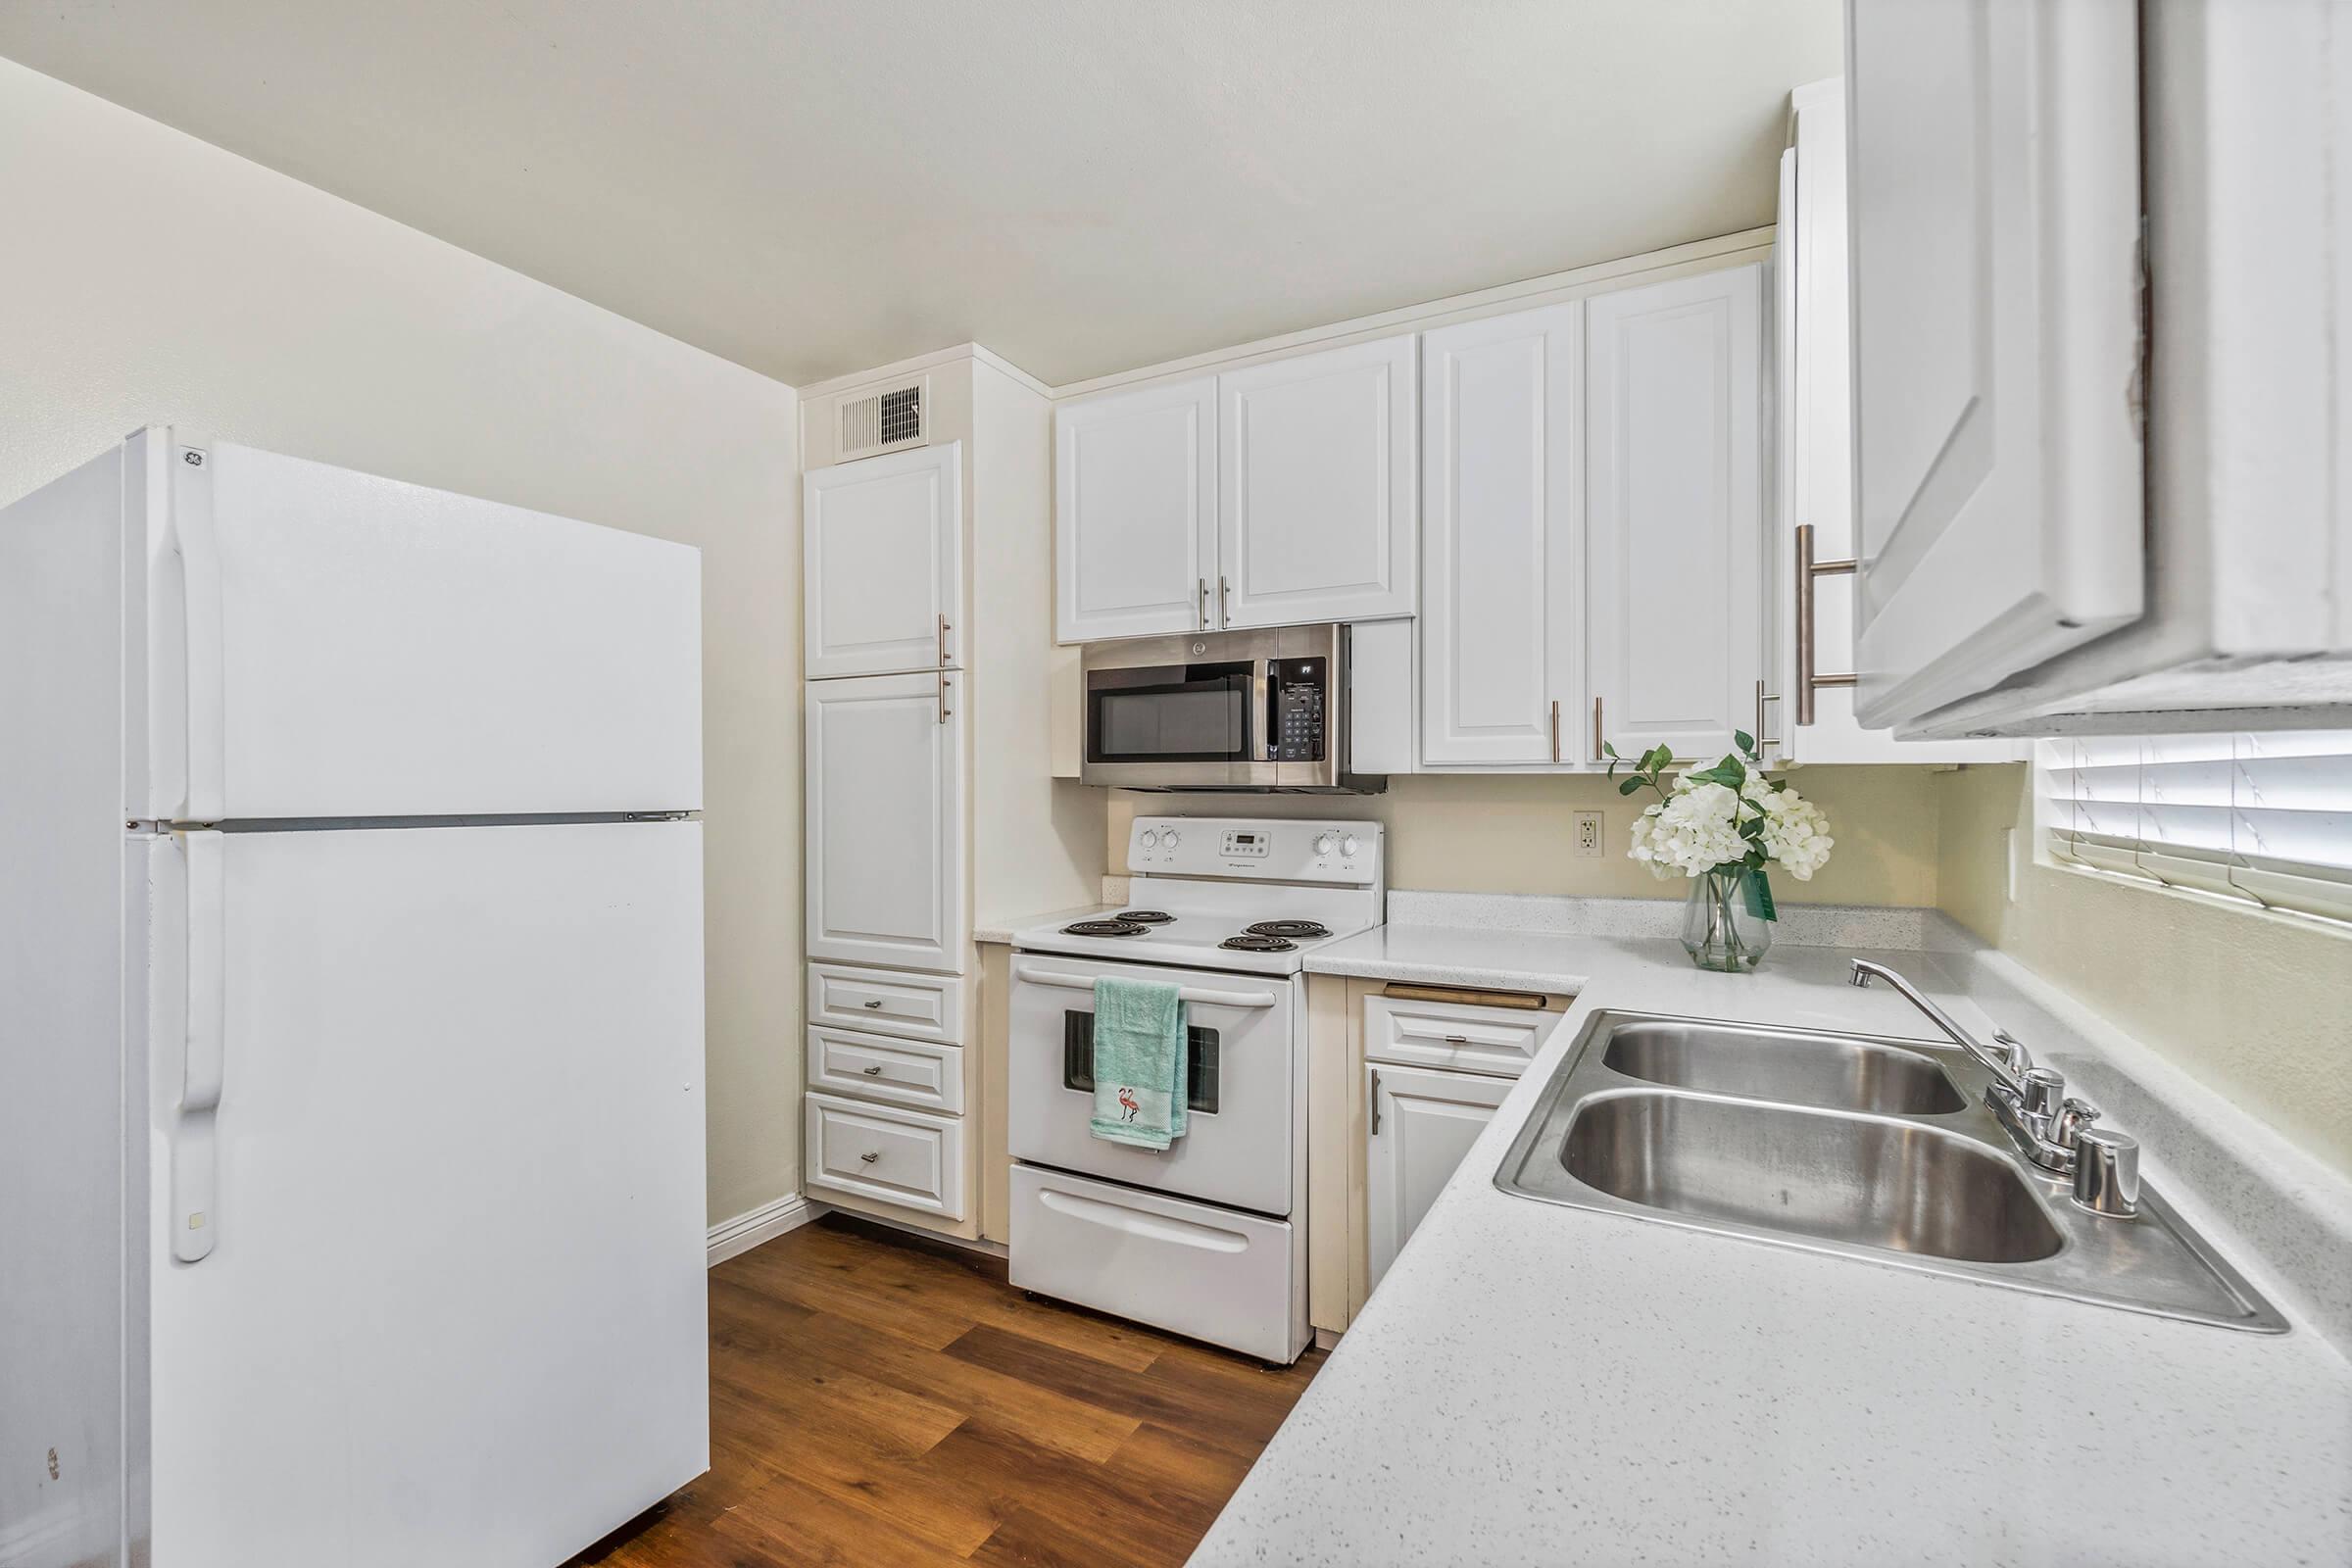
[171,831,226,1262]
[174,443,227,822]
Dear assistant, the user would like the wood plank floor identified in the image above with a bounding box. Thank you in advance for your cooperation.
[567,1214,1326,1568]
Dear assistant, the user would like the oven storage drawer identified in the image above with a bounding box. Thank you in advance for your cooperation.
[806,1093,967,1219]
[1363,995,1548,1078]
[808,961,965,1045]
[808,1024,964,1113]
[1008,1165,1307,1364]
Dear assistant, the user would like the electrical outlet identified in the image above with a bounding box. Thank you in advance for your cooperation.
[1573,811,1604,858]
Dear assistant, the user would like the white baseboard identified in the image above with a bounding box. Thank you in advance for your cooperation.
[706,1193,825,1266]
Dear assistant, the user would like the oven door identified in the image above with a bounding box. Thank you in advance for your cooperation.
[1008,956,1298,1215]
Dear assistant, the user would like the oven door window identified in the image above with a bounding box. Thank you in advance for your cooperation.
[1060,1011,1221,1113]
[1087,668,1252,764]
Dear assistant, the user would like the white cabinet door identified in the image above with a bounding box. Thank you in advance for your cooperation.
[1219,336,1417,627]
[805,670,967,974]
[1586,266,1765,765]
[1845,1,2143,729]
[805,443,962,680]
[1774,83,2022,765]
[1055,376,1218,642]
[1419,305,1584,767]
[1365,1064,1510,1294]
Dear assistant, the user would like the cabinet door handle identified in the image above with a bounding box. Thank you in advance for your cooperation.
[1793,523,1858,726]
[1369,1068,1382,1137]
[937,612,952,667]
[1755,680,1784,751]
[937,669,953,724]
[1199,577,1209,629]
[1218,574,1231,623]
[1549,700,1561,764]
[1591,697,1604,764]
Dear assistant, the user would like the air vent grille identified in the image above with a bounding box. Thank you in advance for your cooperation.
[838,380,925,461]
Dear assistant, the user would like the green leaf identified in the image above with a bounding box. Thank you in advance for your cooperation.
[1618,777,1643,796]
[1643,745,1673,774]
[1735,730,1755,754]
[1601,741,1619,760]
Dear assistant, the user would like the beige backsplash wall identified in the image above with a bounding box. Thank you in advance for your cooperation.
[1108,764,1943,906]
[1936,764,2352,1180]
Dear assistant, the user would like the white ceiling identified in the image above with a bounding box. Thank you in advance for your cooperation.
[0,1,1841,388]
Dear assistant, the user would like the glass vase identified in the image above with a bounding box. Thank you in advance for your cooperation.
[1680,868,1774,972]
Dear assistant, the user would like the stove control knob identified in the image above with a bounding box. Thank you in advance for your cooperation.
[1140,829,1158,849]
[1341,834,1360,858]
[1313,833,1337,857]
[1161,829,1180,849]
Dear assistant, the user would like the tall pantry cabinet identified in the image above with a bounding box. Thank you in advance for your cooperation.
[799,351,1101,1242]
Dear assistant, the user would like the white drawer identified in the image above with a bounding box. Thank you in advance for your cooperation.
[808,1024,964,1114]
[1008,1164,1306,1364]
[1363,995,1549,1078]
[808,961,965,1045]
[805,1093,967,1219]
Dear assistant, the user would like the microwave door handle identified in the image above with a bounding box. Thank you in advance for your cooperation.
[1251,665,1274,764]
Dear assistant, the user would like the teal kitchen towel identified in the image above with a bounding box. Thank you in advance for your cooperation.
[1089,976,1188,1151]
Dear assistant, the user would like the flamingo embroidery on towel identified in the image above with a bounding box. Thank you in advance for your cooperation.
[1117,1087,1141,1122]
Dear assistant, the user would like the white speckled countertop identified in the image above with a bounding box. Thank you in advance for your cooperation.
[1191,922,2352,1567]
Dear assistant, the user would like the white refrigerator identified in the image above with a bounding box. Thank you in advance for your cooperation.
[0,429,710,1567]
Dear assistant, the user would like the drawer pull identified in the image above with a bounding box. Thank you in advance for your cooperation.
[1443,1034,1470,1045]
[858,1151,881,1163]
[862,999,885,1009]
[861,1064,885,1076]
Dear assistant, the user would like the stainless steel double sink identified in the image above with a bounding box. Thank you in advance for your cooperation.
[1495,1012,2285,1331]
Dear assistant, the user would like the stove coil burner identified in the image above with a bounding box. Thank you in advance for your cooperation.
[1115,910,1175,925]
[1219,933,1298,953]
[1246,919,1332,941]
[1064,918,1150,938]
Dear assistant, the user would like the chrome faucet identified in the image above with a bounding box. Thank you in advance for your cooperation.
[1847,958,2138,1216]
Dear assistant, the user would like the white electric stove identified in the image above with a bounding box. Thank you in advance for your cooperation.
[1005,815,1386,975]
[1006,815,1385,1364]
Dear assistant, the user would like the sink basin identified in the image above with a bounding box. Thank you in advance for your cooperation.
[1494,1009,2286,1332]
[1601,1019,1964,1114]
[1563,1091,2061,1262]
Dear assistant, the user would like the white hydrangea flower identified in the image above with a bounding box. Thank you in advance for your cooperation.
[1620,764,1834,881]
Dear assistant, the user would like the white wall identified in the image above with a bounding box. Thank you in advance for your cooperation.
[0,58,805,1226]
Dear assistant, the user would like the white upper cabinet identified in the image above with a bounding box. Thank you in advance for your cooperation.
[805,442,962,679]
[1586,266,1765,765]
[805,669,967,974]
[1848,0,2351,736]
[1055,376,1218,642]
[1773,82,2019,764]
[1844,0,2145,731]
[1418,304,1584,767]
[1218,335,1418,627]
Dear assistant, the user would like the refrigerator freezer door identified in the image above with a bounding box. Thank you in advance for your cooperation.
[148,821,707,1568]
[142,435,702,820]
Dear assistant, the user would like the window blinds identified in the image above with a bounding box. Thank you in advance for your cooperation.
[2040,732,2352,922]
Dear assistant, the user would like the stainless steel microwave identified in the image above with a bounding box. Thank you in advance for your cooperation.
[1080,622,1387,793]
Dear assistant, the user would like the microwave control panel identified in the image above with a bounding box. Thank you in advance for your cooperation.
[1272,659,1327,762]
